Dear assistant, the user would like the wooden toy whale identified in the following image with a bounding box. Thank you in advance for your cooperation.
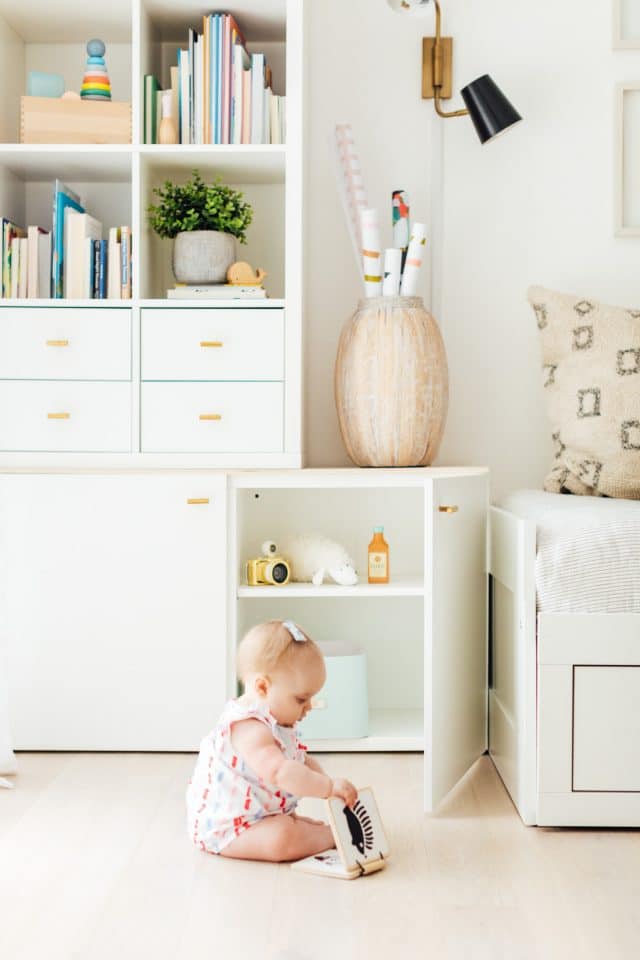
[226,261,267,286]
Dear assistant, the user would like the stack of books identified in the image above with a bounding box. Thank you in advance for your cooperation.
[1,220,49,299]
[144,11,285,146]
[1,181,132,300]
[167,283,267,300]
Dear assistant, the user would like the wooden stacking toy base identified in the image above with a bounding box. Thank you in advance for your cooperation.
[334,295,449,467]
[20,97,131,144]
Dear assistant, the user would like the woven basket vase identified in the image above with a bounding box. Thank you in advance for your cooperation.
[334,295,449,467]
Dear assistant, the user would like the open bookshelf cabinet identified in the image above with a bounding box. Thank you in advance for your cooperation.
[0,0,304,467]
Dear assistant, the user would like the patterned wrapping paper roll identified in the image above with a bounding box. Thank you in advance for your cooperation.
[334,122,369,281]
[382,248,402,296]
[360,207,382,298]
[392,190,410,270]
[400,222,427,296]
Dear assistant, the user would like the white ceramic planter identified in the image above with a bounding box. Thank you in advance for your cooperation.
[172,230,237,284]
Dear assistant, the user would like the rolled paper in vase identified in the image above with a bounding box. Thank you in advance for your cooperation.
[392,189,410,270]
[334,122,368,277]
[382,248,402,296]
[400,222,427,296]
[360,207,382,298]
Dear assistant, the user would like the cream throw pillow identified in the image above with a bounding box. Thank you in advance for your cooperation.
[529,285,640,499]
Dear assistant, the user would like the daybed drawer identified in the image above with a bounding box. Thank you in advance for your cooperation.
[141,308,284,380]
[0,381,131,451]
[573,666,640,792]
[0,307,131,380]
[140,381,283,453]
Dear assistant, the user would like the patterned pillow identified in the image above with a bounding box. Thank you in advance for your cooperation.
[528,285,640,499]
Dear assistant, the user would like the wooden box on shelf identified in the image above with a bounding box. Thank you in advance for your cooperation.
[20,96,132,144]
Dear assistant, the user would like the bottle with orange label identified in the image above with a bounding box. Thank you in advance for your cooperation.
[368,526,389,584]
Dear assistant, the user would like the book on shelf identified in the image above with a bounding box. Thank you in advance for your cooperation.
[120,226,132,299]
[93,239,107,299]
[26,226,51,299]
[2,183,129,301]
[189,27,197,145]
[63,210,102,300]
[232,42,250,146]
[178,48,190,144]
[170,66,179,141]
[107,227,121,300]
[52,180,84,299]
[250,52,265,146]
[144,75,159,144]
[242,58,252,144]
[166,283,267,300]
[10,236,21,298]
[17,237,28,299]
[148,12,283,146]
[2,219,26,299]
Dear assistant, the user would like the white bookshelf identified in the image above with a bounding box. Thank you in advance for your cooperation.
[0,0,304,467]
[232,476,428,751]
[229,468,489,763]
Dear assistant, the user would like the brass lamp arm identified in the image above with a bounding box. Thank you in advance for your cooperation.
[434,93,469,119]
[431,0,469,119]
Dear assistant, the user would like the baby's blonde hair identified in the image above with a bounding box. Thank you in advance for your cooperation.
[236,620,323,683]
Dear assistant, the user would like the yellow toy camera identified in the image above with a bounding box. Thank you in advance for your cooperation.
[246,540,291,586]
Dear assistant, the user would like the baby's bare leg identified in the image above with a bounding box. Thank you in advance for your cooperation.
[220,813,334,863]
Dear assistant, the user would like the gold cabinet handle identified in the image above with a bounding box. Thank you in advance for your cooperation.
[187,498,210,505]
[47,412,71,420]
[199,413,222,421]
[46,339,69,347]
[200,341,223,348]
[439,505,459,513]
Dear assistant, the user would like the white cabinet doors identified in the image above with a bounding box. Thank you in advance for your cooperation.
[487,506,537,825]
[424,474,489,812]
[0,474,227,750]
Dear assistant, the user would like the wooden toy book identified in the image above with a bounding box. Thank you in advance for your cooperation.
[291,787,389,880]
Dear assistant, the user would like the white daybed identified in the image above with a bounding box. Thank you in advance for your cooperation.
[488,490,640,827]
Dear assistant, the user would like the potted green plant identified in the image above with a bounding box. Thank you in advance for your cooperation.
[147,169,253,284]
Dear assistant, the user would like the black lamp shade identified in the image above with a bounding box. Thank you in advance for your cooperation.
[460,74,522,144]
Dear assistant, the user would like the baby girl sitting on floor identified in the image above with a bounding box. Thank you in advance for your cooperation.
[186,619,357,862]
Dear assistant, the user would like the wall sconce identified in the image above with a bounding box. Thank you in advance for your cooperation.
[388,0,522,144]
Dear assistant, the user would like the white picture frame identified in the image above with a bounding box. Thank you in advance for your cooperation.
[615,83,640,237]
[613,0,640,50]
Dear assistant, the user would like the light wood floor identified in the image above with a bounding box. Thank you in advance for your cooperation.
[1,752,639,960]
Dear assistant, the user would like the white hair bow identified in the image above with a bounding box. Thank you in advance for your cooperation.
[283,620,306,643]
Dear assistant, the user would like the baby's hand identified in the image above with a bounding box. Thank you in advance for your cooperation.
[330,778,358,809]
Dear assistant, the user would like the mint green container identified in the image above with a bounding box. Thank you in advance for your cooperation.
[299,642,368,740]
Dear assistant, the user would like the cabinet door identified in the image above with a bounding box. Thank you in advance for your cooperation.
[424,474,488,811]
[1,474,227,750]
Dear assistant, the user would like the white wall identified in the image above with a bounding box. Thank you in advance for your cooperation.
[306,0,435,467]
[306,0,640,502]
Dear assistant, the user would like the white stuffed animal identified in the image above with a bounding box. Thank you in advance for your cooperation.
[281,535,358,587]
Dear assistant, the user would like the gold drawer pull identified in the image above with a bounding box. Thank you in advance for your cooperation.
[199,413,222,421]
[200,341,223,348]
[47,412,71,420]
[46,339,69,347]
[187,498,210,505]
[439,505,459,514]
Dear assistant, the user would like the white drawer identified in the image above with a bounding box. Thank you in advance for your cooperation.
[141,308,284,381]
[0,307,131,380]
[0,381,132,452]
[141,381,283,453]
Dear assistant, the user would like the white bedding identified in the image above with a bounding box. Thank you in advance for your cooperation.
[499,489,640,614]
